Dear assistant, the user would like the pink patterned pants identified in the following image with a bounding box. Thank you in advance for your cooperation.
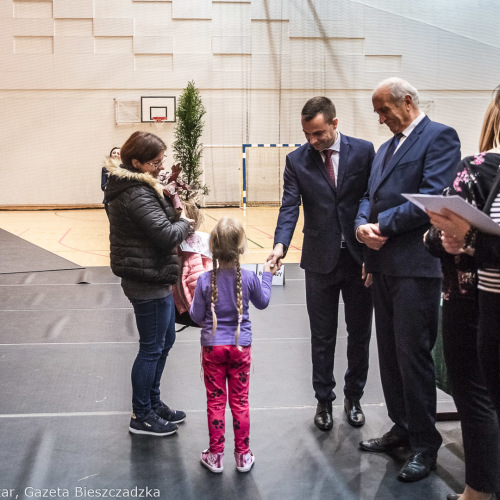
[202,345,251,454]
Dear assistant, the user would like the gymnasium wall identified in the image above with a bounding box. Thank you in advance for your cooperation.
[0,0,499,207]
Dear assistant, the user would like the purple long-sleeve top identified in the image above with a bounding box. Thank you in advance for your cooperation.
[190,268,273,346]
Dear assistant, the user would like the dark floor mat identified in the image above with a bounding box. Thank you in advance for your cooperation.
[0,262,460,499]
[0,282,128,310]
[0,266,118,285]
[0,408,463,500]
[0,228,82,274]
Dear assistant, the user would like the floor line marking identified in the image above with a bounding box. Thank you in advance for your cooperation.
[247,238,264,248]
[0,402,456,420]
[0,404,393,419]
[0,341,138,346]
[0,303,307,310]
[0,338,312,347]
[58,228,109,257]
[201,213,263,248]
[247,224,302,251]
[0,283,121,287]
[0,308,134,312]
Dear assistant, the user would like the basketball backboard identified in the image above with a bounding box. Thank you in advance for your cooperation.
[141,96,176,123]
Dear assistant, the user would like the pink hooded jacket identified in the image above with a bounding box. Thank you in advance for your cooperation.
[173,251,213,314]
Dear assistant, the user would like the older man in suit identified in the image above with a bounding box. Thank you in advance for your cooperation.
[355,78,461,482]
[268,96,375,432]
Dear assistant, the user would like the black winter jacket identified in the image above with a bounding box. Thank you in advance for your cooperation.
[105,163,190,286]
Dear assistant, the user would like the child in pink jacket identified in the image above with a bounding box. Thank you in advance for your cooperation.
[173,229,213,315]
[171,199,213,322]
[157,165,213,323]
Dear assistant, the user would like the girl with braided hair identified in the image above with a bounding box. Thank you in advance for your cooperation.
[190,217,275,473]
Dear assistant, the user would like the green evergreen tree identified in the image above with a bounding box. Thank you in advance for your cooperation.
[172,80,209,199]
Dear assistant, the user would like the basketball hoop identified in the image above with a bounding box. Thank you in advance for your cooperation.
[152,116,167,131]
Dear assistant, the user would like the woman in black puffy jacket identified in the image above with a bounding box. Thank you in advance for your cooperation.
[106,131,191,437]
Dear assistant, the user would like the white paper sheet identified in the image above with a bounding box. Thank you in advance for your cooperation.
[180,231,212,257]
[402,193,500,236]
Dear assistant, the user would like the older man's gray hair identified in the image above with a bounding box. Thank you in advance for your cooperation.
[375,77,420,107]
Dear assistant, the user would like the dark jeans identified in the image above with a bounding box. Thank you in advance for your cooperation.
[442,296,499,493]
[305,248,373,402]
[130,294,176,419]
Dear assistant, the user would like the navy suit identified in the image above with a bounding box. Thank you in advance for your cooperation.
[355,116,461,455]
[274,134,375,402]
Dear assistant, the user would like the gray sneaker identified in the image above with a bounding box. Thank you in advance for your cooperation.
[153,401,186,424]
[129,411,178,436]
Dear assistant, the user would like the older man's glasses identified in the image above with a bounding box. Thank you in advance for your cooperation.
[147,156,167,168]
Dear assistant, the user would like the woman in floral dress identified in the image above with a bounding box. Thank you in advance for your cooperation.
[428,91,500,500]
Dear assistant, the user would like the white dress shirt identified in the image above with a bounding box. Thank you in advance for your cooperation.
[395,112,425,153]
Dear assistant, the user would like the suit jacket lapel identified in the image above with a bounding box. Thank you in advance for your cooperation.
[372,141,391,191]
[337,135,349,190]
[373,116,430,190]
[308,145,336,191]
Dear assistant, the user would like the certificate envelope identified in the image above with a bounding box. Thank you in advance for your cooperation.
[402,193,500,236]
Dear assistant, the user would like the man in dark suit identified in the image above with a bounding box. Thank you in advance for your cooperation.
[355,78,461,482]
[268,96,375,431]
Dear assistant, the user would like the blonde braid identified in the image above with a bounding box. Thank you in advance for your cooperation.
[211,259,218,334]
[234,261,243,350]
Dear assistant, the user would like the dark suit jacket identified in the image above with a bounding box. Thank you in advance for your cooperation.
[355,116,461,277]
[274,134,375,274]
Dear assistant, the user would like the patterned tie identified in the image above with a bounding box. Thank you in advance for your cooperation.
[382,133,404,169]
[323,149,336,187]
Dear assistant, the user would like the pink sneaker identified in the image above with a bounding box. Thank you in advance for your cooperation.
[200,449,224,473]
[234,450,255,472]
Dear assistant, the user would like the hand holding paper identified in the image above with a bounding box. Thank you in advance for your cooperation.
[403,193,500,236]
[424,208,472,254]
[427,208,470,238]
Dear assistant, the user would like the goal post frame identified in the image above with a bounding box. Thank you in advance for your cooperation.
[241,143,302,209]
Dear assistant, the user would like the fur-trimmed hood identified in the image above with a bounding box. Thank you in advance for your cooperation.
[105,160,165,200]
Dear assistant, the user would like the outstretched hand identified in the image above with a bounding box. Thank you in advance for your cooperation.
[263,259,278,275]
[266,243,284,272]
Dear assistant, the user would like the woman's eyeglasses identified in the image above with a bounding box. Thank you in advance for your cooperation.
[147,156,167,168]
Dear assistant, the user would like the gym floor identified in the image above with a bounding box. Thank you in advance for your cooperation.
[0,207,302,268]
[0,208,464,500]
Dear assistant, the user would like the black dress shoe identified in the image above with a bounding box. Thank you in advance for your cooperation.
[398,451,436,482]
[359,431,408,452]
[314,400,333,431]
[344,397,365,427]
